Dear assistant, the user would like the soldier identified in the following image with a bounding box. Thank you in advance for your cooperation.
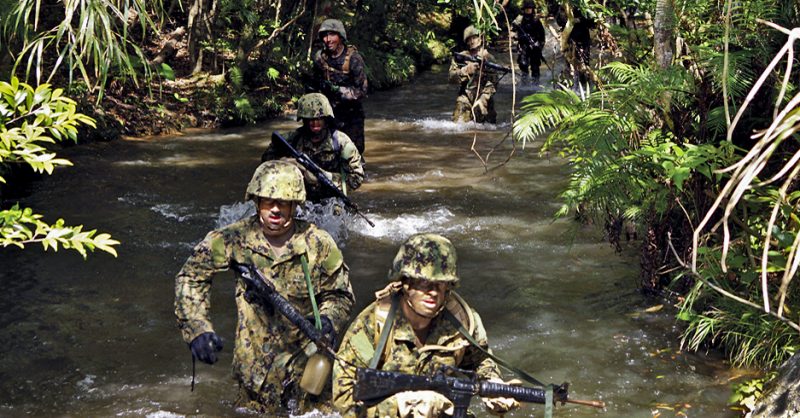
[311,19,369,156]
[261,93,364,203]
[511,1,546,83]
[174,160,355,415]
[332,233,520,417]
[449,25,498,124]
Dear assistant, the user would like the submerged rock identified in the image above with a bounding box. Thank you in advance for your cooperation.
[750,353,800,417]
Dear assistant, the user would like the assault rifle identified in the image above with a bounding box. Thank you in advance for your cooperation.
[353,368,605,417]
[271,131,375,227]
[453,52,511,74]
[231,262,336,355]
[512,23,543,49]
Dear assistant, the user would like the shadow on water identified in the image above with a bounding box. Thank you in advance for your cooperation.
[0,66,741,417]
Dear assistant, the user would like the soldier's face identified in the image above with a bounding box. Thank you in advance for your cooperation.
[305,118,326,140]
[467,35,482,51]
[403,279,449,318]
[257,198,295,237]
[523,7,534,15]
[322,32,342,53]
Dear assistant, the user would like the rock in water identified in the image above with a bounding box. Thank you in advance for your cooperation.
[750,353,800,417]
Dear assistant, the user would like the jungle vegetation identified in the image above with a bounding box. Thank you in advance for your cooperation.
[2,0,799,410]
[508,0,800,396]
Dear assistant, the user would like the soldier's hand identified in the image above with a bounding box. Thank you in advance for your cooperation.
[461,61,480,76]
[189,332,224,365]
[481,378,521,415]
[394,390,454,418]
[307,315,338,347]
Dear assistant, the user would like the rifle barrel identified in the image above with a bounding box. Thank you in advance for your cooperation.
[271,132,375,227]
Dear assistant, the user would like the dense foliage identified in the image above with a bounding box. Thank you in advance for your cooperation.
[514,0,800,371]
[0,77,119,257]
[0,0,458,131]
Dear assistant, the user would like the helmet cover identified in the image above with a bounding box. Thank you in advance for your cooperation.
[245,160,306,202]
[388,233,460,285]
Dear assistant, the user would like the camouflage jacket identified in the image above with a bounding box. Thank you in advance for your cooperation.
[332,287,502,417]
[313,45,368,108]
[174,217,355,412]
[448,48,498,101]
[261,127,364,199]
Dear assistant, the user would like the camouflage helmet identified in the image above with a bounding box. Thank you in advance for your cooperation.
[296,93,334,120]
[388,233,459,285]
[522,1,535,9]
[318,19,347,43]
[245,160,306,202]
[463,25,481,43]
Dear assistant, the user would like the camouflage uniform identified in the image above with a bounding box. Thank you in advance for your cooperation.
[312,20,369,155]
[261,128,364,202]
[332,233,503,417]
[175,214,355,414]
[448,48,498,124]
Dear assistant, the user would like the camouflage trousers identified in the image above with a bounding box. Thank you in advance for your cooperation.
[452,94,496,124]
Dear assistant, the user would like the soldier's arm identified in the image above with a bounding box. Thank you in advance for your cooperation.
[459,309,504,380]
[449,58,468,84]
[336,135,364,191]
[174,231,229,343]
[339,51,368,101]
[313,233,355,333]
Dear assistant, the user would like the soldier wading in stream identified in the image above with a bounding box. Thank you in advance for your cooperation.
[332,233,520,417]
[174,160,355,414]
[261,92,364,203]
[449,25,499,124]
[310,18,369,156]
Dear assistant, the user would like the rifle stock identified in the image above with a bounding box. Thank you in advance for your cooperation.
[271,132,375,227]
[453,52,511,73]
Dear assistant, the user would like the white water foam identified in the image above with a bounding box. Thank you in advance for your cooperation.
[387,169,445,182]
[150,204,192,222]
[216,201,256,228]
[413,118,509,132]
[349,207,460,240]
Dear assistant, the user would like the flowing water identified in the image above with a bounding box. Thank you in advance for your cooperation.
[0,66,743,417]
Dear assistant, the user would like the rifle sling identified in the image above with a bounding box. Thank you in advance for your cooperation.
[301,254,322,330]
[369,292,400,369]
[443,310,556,418]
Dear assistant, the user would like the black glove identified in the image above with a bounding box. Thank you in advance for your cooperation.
[307,315,338,347]
[190,332,224,365]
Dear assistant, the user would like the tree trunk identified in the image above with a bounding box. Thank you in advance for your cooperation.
[188,0,218,74]
[653,0,675,69]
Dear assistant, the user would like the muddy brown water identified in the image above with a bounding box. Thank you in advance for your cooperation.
[0,66,740,417]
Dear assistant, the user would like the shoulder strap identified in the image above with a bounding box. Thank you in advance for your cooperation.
[369,292,400,369]
[342,47,353,74]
